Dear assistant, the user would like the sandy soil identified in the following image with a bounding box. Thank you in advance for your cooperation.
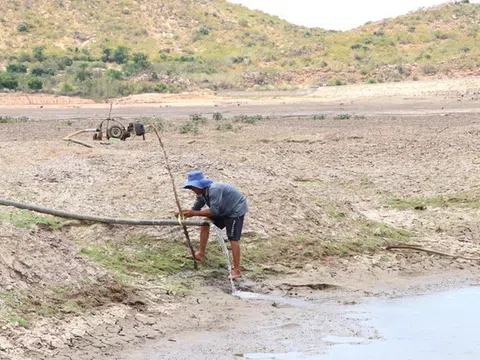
[1,86,480,359]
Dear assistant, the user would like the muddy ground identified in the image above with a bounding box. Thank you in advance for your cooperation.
[1,92,480,359]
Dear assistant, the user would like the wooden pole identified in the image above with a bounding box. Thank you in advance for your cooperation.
[152,126,198,270]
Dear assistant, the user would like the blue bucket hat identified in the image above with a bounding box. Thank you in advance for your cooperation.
[183,170,213,189]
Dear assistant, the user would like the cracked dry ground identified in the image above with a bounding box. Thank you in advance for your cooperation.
[1,111,480,359]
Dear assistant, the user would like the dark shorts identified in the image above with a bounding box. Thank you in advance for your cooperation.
[211,215,245,241]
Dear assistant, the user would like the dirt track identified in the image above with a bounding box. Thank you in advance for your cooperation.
[2,93,480,359]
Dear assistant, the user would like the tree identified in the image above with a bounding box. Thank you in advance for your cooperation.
[75,69,92,82]
[28,78,43,90]
[113,46,129,64]
[33,46,47,62]
[132,52,149,69]
[7,64,28,73]
[0,72,19,90]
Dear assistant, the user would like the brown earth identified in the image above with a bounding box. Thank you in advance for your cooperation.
[1,93,480,359]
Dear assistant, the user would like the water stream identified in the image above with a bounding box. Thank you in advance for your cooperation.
[212,225,237,294]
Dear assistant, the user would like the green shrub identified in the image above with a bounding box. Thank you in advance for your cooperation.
[232,114,262,124]
[179,122,199,134]
[106,69,123,80]
[189,113,207,124]
[113,46,130,64]
[334,113,351,120]
[28,78,43,90]
[213,112,223,121]
[216,123,233,131]
[141,116,164,132]
[7,64,28,73]
[0,72,19,90]
[154,82,169,93]
[366,78,377,84]
[132,52,150,69]
[17,22,30,32]
[312,114,327,120]
[33,46,47,62]
[18,51,32,62]
[60,82,75,93]
[327,79,344,86]
[75,69,93,82]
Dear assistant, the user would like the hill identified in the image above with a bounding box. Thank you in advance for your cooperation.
[0,1,478,99]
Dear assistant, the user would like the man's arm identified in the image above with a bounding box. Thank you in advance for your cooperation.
[192,195,206,211]
[184,209,213,218]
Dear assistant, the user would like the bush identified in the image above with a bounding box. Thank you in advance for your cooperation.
[106,69,123,80]
[179,122,199,134]
[213,112,223,121]
[0,72,19,90]
[113,46,130,64]
[28,78,43,90]
[18,51,32,62]
[140,116,164,132]
[334,113,351,120]
[75,69,93,82]
[189,113,207,124]
[33,46,47,62]
[17,22,30,32]
[327,79,344,86]
[154,82,170,93]
[60,82,75,93]
[56,56,73,70]
[366,78,377,84]
[421,64,437,75]
[7,64,28,73]
[132,52,150,69]
[232,114,262,124]
[312,114,327,120]
[216,123,233,131]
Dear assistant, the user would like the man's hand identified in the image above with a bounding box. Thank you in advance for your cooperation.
[183,209,195,218]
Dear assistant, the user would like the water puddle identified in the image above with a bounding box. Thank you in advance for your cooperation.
[240,287,480,360]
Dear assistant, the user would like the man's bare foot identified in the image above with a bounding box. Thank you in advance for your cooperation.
[230,269,241,280]
[194,250,205,262]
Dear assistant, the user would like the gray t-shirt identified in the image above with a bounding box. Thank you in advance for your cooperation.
[192,182,248,218]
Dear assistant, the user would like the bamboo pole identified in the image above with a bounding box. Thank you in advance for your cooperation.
[63,128,97,148]
[152,126,198,270]
[0,198,209,227]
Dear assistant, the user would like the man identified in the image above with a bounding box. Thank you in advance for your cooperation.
[179,170,248,280]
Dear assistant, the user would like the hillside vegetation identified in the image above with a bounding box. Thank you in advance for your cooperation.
[0,0,478,99]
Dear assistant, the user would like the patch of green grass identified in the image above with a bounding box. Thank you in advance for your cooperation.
[7,315,29,328]
[390,192,480,209]
[326,205,347,220]
[0,210,66,229]
[80,233,226,277]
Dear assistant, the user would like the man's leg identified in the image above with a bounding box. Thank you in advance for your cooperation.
[195,225,209,262]
[226,216,245,279]
[230,240,241,279]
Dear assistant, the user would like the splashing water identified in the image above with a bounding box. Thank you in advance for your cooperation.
[212,225,237,294]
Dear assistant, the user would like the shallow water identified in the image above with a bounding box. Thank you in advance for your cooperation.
[244,287,480,360]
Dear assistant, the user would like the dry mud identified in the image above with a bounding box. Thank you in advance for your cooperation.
[1,95,480,359]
